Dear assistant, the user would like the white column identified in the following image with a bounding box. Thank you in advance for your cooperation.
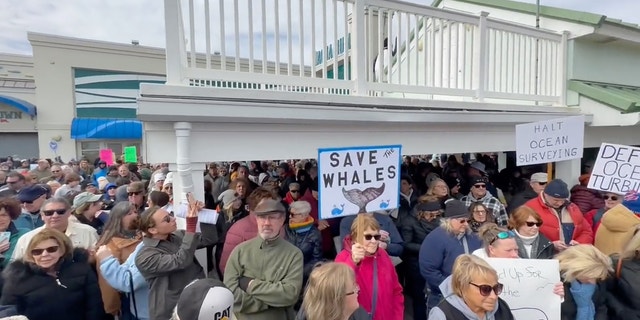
[169,161,206,230]
[555,158,581,187]
[497,152,507,171]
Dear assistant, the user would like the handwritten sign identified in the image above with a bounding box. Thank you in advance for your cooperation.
[317,145,401,219]
[515,115,585,166]
[485,258,561,320]
[588,143,640,194]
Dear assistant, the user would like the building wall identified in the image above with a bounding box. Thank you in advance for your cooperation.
[571,40,640,87]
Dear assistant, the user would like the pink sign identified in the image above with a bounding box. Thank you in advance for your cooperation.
[99,149,114,165]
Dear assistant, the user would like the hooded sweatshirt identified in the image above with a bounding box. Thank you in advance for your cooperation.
[594,204,640,255]
[429,275,513,320]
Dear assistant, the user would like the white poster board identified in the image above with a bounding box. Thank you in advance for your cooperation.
[515,115,585,166]
[317,145,401,219]
[588,143,640,194]
[485,258,561,320]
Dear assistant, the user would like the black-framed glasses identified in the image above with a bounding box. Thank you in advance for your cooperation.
[42,209,67,216]
[457,218,469,224]
[469,282,503,296]
[604,195,619,201]
[537,182,548,186]
[31,246,59,256]
[345,284,360,296]
[490,231,515,245]
[128,191,142,196]
[525,221,543,227]
[21,200,34,205]
[289,190,300,194]
[363,234,381,241]
[473,184,486,189]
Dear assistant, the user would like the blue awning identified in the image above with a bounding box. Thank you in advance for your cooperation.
[0,95,37,117]
[70,118,142,140]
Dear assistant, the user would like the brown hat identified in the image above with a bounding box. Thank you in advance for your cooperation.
[127,181,145,193]
[253,198,286,216]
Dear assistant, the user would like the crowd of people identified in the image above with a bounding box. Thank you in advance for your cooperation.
[0,154,638,320]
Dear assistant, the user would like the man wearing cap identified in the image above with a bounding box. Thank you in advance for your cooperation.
[224,198,303,320]
[12,196,99,260]
[29,159,51,181]
[460,161,499,198]
[173,279,235,320]
[461,176,508,226]
[13,184,48,230]
[127,182,146,213]
[525,179,593,252]
[508,172,548,214]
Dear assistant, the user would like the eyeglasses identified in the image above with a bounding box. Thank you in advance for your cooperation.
[128,191,142,196]
[289,212,303,218]
[289,190,299,194]
[31,246,59,256]
[42,209,67,216]
[604,195,619,201]
[345,284,360,296]
[525,221,543,227]
[21,200,33,205]
[457,218,469,224]
[490,231,516,245]
[363,234,381,241]
[473,184,486,189]
[469,282,504,296]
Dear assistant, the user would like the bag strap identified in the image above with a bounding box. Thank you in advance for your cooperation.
[126,269,139,320]
[370,258,378,319]
[616,257,624,278]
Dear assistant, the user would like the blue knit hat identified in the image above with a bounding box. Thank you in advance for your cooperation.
[543,179,569,199]
[623,190,640,214]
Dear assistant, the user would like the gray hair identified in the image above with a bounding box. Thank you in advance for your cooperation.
[41,197,71,212]
[290,200,312,216]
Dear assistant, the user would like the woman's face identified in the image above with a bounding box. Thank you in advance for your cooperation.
[235,183,246,197]
[488,238,519,259]
[122,206,139,230]
[518,215,542,237]
[0,208,11,231]
[107,188,117,196]
[68,180,80,188]
[88,201,103,215]
[433,182,448,197]
[359,227,380,254]
[420,210,441,222]
[289,209,308,224]
[163,184,173,196]
[31,239,63,270]
[472,206,488,222]
[462,273,501,313]
[343,279,360,318]
[604,193,622,210]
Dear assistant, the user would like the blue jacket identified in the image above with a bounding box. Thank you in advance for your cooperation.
[339,213,404,257]
[419,227,481,295]
[13,212,44,231]
[100,242,149,320]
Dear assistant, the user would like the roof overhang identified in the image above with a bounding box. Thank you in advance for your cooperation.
[0,95,37,117]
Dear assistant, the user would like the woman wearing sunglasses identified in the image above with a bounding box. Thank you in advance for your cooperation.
[594,190,640,256]
[585,191,623,234]
[429,254,515,320]
[507,206,555,259]
[335,214,404,320]
[0,228,103,320]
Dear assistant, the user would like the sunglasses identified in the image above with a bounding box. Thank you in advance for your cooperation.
[21,200,33,205]
[363,234,381,241]
[128,191,142,196]
[474,184,486,189]
[289,190,299,193]
[604,195,619,201]
[31,245,59,256]
[469,282,504,296]
[525,221,543,227]
[537,182,548,185]
[42,209,67,216]
[490,231,515,245]
[457,218,469,224]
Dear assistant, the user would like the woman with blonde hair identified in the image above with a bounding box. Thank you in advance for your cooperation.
[556,244,611,320]
[605,229,640,319]
[472,223,519,259]
[424,178,450,209]
[296,262,367,320]
[335,214,404,320]
[429,254,514,319]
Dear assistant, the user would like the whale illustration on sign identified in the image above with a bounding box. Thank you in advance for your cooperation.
[379,200,390,209]
[331,204,345,216]
[342,183,386,213]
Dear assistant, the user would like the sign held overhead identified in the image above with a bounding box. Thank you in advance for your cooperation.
[515,115,585,166]
[588,143,640,194]
[318,145,401,220]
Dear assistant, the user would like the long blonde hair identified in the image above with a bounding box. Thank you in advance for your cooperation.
[556,245,612,282]
[620,227,640,260]
[302,262,355,320]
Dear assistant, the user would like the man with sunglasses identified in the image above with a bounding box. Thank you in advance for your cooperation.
[0,171,26,198]
[461,177,508,227]
[11,197,99,260]
[508,172,548,215]
[13,184,48,230]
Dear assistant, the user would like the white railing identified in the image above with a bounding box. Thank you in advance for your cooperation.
[163,0,568,105]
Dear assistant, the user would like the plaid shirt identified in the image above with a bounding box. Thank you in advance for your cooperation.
[461,193,508,226]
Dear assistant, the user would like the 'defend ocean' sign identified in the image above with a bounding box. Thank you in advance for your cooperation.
[318,145,401,220]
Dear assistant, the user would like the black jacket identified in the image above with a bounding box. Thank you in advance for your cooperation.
[606,257,640,319]
[0,248,104,320]
[400,211,440,268]
[285,225,323,277]
[395,190,418,228]
[514,232,555,259]
[508,187,538,214]
[561,281,608,320]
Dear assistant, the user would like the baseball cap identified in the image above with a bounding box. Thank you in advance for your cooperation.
[17,185,48,203]
[73,192,102,208]
[176,279,234,320]
[530,173,548,184]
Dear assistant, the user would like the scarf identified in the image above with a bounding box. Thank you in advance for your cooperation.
[570,280,596,320]
[289,216,315,233]
[514,230,539,259]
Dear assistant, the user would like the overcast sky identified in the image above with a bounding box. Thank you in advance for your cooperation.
[1,0,639,56]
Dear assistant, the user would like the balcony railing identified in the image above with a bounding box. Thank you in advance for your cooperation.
[163,0,568,105]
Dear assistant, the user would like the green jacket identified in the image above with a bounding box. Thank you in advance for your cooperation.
[224,236,303,320]
[3,223,28,267]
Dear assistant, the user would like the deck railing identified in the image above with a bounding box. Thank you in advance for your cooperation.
[163,0,567,105]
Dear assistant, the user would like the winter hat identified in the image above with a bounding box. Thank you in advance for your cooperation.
[97,176,109,191]
[530,172,548,184]
[544,179,569,199]
[153,172,166,183]
[164,172,174,186]
[176,279,234,320]
[444,177,460,190]
[623,190,640,214]
[416,200,442,212]
[140,168,153,181]
[444,200,468,219]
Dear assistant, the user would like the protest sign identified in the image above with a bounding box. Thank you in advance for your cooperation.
[515,115,585,166]
[485,258,561,320]
[123,146,137,163]
[99,149,114,165]
[318,145,401,219]
[588,143,640,194]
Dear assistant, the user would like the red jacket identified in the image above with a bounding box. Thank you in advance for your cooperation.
[525,194,593,244]
[219,214,258,273]
[335,236,404,320]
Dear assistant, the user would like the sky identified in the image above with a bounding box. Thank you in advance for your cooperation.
[1,0,639,56]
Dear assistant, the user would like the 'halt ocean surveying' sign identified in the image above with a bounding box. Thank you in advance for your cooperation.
[515,115,585,166]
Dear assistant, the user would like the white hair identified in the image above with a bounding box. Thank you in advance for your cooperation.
[289,200,312,216]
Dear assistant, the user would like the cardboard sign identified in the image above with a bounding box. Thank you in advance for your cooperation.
[485,258,561,320]
[99,149,115,166]
[515,115,585,166]
[317,145,401,219]
[588,143,640,194]
[123,146,137,163]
